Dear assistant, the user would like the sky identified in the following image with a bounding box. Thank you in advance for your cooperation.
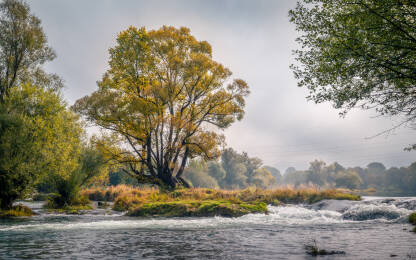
[27,0,416,172]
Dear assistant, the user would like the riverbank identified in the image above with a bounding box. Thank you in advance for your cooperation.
[80,185,360,217]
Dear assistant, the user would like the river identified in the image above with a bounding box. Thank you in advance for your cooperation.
[0,197,415,259]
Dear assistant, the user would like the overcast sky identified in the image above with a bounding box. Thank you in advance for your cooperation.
[27,0,416,172]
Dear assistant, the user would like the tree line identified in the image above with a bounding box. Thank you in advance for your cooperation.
[280,160,416,196]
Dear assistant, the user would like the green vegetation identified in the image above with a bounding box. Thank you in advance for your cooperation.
[0,204,33,218]
[0,0,108,213]
[0,0,81,210]
[289,1,416,150]
[409,212,416,232]
[42,144,108,210]
[0,0,411,222]
[128,200,267,217]
[281,160,416,196]
[82,185,359,217]
[183,148,276,189]
[410,213,416,225]
[73,25,250,189]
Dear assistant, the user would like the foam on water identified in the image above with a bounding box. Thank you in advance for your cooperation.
[0,205,346,232]
[1,198,415,232]
[341,203,412,221]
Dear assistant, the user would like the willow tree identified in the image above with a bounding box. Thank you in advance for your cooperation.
[74,26,249,188]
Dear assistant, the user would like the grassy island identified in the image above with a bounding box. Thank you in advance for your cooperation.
[81,185,360,218]
[0,205,34,218]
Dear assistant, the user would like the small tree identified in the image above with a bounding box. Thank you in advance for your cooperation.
[74,26,249,189]
[47,144,108,208]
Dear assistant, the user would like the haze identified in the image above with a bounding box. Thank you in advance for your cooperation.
[27,0,416,171]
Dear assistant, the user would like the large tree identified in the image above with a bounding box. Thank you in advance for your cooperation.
[289,0,416,142]
[73,26,249,189]
[0,0,57,103]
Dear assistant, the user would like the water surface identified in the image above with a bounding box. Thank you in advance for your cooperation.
[1,197,415,259]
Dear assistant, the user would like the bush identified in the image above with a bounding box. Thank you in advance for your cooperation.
[0,204,34,218]
[409,212,416,225]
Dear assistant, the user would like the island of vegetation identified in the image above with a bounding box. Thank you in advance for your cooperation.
[78,185,359,217]
[0,0,414,220]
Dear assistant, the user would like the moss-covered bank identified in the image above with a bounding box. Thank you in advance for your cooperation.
[0,205,34,218]
[409,212,416,232]
[128,200,267,217]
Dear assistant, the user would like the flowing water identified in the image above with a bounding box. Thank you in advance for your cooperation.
[1,197,416,259]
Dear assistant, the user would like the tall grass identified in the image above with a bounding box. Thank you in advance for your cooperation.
[81,184,360,212]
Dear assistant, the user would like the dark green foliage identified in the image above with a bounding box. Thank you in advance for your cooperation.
[409,212,416,225]
[0,110,33,209]
[290,1,416,140]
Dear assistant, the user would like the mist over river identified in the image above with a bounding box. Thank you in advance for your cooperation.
[1,197,415,259]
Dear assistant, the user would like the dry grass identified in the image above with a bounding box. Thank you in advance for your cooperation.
[81,184,360,212]
[0,204,34,218]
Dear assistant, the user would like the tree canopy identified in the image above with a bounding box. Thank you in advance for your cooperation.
[73,26,249,188]
[0,83,82,209]
[289,0,416,139]
[0,0,58,103]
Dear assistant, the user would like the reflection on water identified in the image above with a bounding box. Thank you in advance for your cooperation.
[0,197,416,259]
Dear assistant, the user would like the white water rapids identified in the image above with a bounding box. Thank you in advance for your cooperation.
[1,197,414,232]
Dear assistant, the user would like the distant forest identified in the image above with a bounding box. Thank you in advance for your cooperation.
[106,148,416,196]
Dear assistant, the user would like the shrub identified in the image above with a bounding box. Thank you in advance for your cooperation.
[409,212,416,225]
[0,204,34,218]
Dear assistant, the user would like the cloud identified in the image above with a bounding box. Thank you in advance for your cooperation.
[27,0,416,172]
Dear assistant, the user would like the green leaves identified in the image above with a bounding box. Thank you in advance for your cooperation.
[0,0,57,103]
[290,0,416,121]
[0,83,82,209]
[74,25,250,188]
